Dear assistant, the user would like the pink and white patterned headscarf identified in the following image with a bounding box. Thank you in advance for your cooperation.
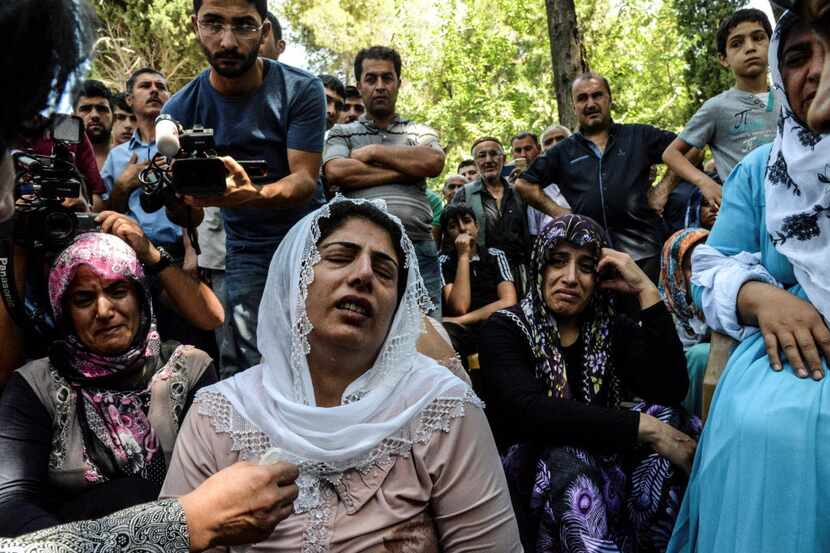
[47,232,160,380]
[47,232,163,482]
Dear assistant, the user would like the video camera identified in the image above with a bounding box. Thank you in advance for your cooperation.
[139,115,267,213]
[0,114,99,336]
[9,114,98,253]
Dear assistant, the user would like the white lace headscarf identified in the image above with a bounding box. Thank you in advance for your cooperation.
[206,196,473,510]
[766,12,830,320]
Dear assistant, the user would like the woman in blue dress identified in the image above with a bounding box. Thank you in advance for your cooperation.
[668,12,830,552]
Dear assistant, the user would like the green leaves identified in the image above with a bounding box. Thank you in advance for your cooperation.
[89,0,205,92]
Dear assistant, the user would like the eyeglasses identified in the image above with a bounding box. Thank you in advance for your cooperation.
[197,19,264,39]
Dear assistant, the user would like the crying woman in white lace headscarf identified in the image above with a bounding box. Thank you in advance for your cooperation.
[159,196,522,552]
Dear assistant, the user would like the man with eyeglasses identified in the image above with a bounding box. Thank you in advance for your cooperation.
[162,0,326,376]
[450,137,531,296]
[773,0,830,132]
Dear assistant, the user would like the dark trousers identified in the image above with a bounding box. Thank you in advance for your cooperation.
[443,321,484,395]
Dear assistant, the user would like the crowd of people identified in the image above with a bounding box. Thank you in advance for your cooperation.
[0,0,828,551]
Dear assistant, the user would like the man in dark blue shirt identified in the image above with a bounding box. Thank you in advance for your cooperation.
[516,72,676,282]
[163,0,326,375]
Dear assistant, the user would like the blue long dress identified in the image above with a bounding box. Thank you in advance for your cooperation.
[667,144,830,552]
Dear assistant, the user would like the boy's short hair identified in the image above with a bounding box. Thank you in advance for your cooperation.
[440,204,477,235]
[716,9,773,57]
[457,158,475,172]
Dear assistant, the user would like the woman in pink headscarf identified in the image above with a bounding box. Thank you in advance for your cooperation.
[0,232,217,538]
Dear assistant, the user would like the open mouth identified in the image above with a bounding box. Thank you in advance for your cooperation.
[336,296,372,318]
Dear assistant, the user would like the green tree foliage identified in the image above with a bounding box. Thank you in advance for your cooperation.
[670,0,745,121]
[280,0,697,186]
[578,0,692,131]
[88,0,205,93]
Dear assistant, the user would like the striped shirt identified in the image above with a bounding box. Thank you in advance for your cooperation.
[439,247,513,312]
[323,114,443,241]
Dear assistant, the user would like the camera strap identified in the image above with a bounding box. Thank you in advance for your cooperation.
[0,220,30,328]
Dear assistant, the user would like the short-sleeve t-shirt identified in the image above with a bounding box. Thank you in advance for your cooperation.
[426,189,443,227]
[162,60,327,252]
[322,115,443,242]
[679,87,778,182]
[439,247,513,312]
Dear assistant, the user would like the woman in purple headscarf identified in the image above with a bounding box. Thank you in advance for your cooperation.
[480,214,700,552]
[0,232,217,537]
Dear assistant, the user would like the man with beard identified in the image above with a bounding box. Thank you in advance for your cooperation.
[162,0,326,375]
[516,72,676,282]
[450,137,531,295]
[101,68,182,250]
[110,92,137,147]
[73,79,113,169]
[323,45,446,316]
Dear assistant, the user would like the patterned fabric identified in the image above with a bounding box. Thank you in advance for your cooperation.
[659,229,709,344]
[0,498,189,553]
[504,404,701,553]
[764,12,830,321]
[519,214,619,404]
[46,232,162,483]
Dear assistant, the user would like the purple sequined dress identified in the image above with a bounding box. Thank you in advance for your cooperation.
[503,404,701,553]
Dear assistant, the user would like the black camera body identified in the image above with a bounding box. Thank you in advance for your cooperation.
[140,123,226,214]
[171,126,227,197]
[10,114,100,253]
[140,118,268,214]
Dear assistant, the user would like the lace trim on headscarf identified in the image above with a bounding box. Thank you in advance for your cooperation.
[195,389,483,516]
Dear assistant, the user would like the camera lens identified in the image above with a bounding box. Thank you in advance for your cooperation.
[45,210,77,243]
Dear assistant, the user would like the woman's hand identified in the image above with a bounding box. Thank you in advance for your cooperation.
[738,281,830,379]
[179,461,299,552]
[96,211,161,265]
[638,413,697,475]
[596,248,661,308]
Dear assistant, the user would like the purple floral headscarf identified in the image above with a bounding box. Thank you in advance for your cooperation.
[521,215,620,406]
[47,232,162,482]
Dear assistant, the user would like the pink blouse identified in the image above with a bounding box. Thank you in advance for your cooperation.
[160,391,522,552]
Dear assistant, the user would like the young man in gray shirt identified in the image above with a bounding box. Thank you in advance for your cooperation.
[662,9,777,210]
[323,46,446,315]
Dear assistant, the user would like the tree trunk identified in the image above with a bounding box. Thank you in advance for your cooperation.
[544,0,589,131]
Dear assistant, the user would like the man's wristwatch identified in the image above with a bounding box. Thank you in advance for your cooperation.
[145,246,175,276]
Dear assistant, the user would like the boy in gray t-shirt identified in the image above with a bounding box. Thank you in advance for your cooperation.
[662,8,775,212]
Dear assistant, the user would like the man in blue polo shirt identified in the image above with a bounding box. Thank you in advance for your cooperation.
[163,0,325,376]
[101,68,183,253]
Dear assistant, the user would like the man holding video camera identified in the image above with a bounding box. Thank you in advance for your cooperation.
[102,68,183,251]
[162,0,326,375]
